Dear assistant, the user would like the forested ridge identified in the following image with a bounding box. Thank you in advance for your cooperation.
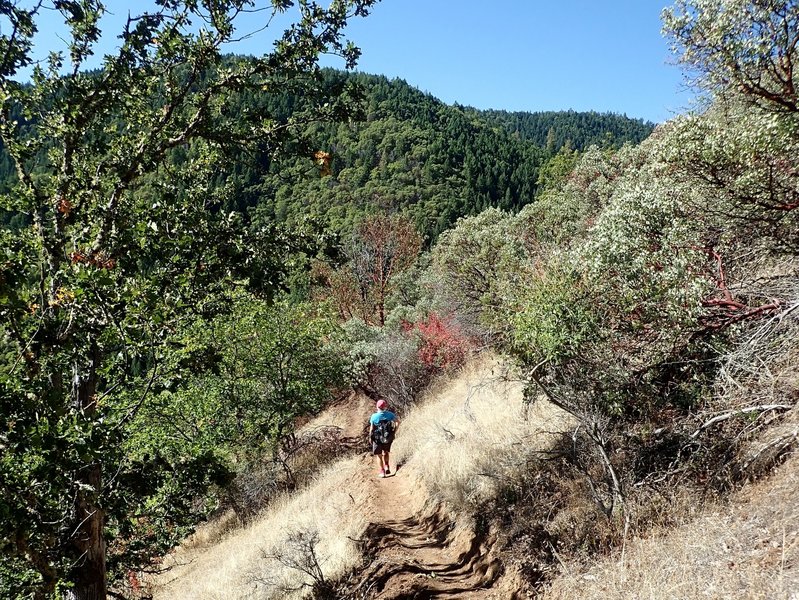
[474,107,654,151]
[0,67,653,240]
[207,69,655,240]
[1,1,797,599]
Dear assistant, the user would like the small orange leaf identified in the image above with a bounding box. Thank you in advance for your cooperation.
[57,196,73,216]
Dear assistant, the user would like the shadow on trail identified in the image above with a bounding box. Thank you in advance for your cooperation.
[344,505,506,599]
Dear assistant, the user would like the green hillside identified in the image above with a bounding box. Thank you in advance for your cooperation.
[243,70,655,240]
[475,107,654,151]
[0,69,654,240]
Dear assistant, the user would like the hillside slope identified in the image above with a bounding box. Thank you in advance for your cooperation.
[0,69,654,240]
[151,356,570,599]
[150,356,798,599]
[544,440,798,599]
[250,71,654,241]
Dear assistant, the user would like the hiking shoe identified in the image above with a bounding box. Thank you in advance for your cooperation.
[384,468,391,476]
[377,469,386,478]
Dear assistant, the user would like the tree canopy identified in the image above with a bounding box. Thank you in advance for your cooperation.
[0,1,375,598]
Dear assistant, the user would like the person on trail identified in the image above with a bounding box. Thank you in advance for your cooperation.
[369,399,398,478]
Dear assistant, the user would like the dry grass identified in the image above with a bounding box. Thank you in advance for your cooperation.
[151,457,370,600]
[178,509,240,552]
[149,352,798,600]
[150,355,572,599]
[300,391,373,440]
[393,354,573,513]
[542,449,799,600]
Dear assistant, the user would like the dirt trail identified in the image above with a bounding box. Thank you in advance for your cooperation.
[298,391,510,597]
[151,362,540,600]
[341,454,513,599]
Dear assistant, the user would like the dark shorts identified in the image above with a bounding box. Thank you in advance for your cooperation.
[372,441,392,455]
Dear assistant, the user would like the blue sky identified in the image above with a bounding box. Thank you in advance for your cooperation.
[12,1,692,124]
[337,0,692,123]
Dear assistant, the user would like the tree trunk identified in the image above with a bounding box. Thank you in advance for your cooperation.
[66,350,107,600]
[64,463,107,600]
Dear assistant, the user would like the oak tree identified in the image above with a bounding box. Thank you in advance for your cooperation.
[0,1,375,597]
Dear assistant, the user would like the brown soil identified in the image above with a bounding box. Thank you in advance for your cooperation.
[302,378,528,599]
[339,454,522,599]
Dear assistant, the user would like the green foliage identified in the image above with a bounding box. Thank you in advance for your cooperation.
[249,74,544,241]
[518,144,649,249]
[510,267,598,367]
[114,293,350,526]
[663,0,799,113]
[123,293,349,459]
[503,132,717,420]
[582,156,710,329]
[475,108,655,151]
[0,555,42,600]
[0,67,656,245]
[0,0,375,596]
[212,297,349,451]
[535,145,580,192]
[661,103,799,249]
[428,207,527,340]
[103,448,233,585]
[166,70,655,243]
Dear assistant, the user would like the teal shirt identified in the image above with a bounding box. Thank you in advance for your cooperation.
[370,410,396,425]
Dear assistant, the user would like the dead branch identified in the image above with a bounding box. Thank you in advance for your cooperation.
[696,247,785,330]
[691,404,792,438]
[740,427,799,472]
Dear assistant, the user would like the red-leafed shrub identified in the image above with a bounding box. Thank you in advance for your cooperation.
[413,312,470,373]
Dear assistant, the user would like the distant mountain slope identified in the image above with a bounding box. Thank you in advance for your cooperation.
[0,67,655,240]
[248,71,656,240]
[474,107,655,151]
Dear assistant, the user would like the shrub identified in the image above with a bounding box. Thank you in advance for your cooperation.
[428,207,527,342]
[342,318,425,411]
[413,312,470,373]
[510,266,598,368]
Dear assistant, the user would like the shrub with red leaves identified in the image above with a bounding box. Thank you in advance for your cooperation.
[413,312,470,373]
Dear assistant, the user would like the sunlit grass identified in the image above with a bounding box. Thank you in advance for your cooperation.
[543,447,799,600]
[152,457,369,600]
[151,354,572,598]
[393,355,572,513]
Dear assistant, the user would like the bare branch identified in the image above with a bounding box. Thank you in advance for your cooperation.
[691,404,792,438]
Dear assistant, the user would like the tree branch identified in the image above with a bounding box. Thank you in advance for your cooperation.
[691,404,792,438]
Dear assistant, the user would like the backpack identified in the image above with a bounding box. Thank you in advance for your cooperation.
[373,418,394,445]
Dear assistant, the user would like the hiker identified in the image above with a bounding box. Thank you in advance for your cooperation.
[369,399,398,478]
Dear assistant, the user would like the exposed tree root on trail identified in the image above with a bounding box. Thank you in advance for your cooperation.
[353,514,501,598]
